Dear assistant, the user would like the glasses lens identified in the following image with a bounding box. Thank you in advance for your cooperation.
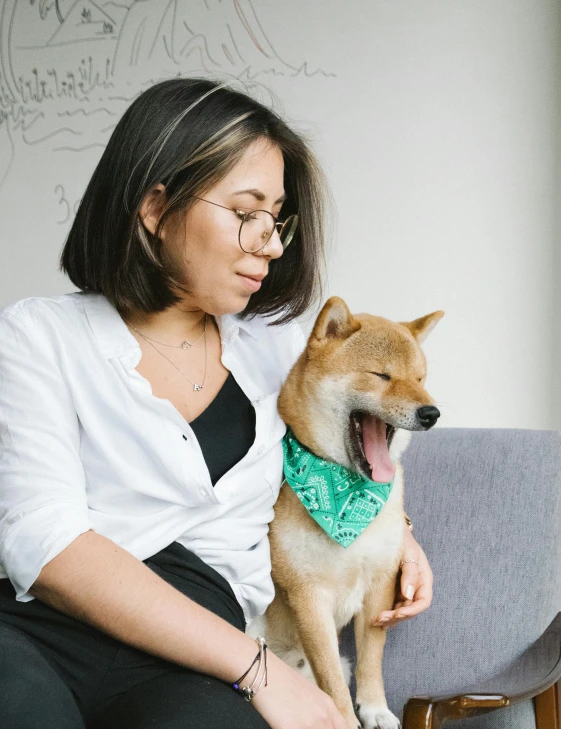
[239,211,299,253]
[279,214,298,249]
[239,210,275,253]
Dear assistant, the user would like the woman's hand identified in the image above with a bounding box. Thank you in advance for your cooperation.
[251,650,350,729]
[370,523,433,629]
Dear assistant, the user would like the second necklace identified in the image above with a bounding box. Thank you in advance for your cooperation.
[131,314,208,392]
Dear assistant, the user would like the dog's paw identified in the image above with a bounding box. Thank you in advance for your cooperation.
[355,702,400,729]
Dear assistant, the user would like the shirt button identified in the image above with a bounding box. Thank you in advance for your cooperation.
[257,445,265,455]
[199,488,207,498]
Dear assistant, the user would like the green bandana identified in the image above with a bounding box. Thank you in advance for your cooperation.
[281,427,394,548]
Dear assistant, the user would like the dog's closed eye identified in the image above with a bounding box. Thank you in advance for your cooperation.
[369,372,391,381]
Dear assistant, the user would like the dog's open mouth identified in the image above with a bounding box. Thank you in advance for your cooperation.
[350,411,396,483]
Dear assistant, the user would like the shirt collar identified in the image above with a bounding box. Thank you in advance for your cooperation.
[79,292,261,360]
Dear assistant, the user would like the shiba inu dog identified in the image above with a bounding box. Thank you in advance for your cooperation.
[248,296,444,729]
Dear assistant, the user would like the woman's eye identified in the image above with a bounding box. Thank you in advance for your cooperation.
[370,372,391,381]
[237,210,259,222]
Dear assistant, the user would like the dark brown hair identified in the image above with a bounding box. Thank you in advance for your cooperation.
[59,77,330,326]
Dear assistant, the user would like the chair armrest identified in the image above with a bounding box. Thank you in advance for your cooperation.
[402,612,561,728]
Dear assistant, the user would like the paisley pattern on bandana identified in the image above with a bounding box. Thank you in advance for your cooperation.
[281,427,394,548]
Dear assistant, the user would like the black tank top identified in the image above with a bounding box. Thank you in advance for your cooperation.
[189,371,256,486]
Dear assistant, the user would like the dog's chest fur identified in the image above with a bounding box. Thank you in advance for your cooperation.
[268,462,405,630]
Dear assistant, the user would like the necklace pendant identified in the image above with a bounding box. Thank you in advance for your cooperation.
[181,341,191,350]
[193,383,203,391]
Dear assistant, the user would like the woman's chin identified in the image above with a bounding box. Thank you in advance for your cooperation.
[204,296,252,318]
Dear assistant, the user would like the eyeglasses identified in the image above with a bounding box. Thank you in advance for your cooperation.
[190,196,299,254]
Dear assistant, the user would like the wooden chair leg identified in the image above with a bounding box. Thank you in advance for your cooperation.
[534,682,560,729]
[402,698,444,729]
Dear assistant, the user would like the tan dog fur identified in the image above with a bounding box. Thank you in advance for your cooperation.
[247,296,444,729]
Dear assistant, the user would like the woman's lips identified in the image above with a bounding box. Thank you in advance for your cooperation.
[237,274,262,292]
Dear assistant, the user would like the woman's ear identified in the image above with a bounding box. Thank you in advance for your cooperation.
[139,184,168,239]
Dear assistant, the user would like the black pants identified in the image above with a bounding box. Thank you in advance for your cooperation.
[0,542,271,729]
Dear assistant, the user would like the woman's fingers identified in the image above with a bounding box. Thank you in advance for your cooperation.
[370,553,419,627]
[371,597,412,625]
[394,584,431,618]
[374,564,433,626]
[399,560,419,601]
[370,528,435,628]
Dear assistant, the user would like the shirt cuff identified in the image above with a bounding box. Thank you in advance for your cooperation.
[0,507,93,601]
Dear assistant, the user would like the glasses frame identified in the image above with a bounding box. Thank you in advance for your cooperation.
[190,196,298,254]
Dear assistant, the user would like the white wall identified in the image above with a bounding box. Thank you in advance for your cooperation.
[553,13,561,432]
[1,0,560,430]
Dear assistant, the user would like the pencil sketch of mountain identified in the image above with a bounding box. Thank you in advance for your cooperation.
[111,0,305,77]
[0,0,335,194]
[47,0,119,45]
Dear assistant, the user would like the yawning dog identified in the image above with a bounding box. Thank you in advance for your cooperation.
[248,296,444,729]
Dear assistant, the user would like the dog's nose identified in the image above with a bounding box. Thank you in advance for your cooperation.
[417,405,440,429]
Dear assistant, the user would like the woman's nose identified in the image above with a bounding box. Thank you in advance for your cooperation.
[256,228,284,259]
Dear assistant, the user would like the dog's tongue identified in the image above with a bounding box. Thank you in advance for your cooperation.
[362,413,396,483]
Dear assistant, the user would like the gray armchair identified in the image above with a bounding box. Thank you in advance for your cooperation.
[339,428,561,729]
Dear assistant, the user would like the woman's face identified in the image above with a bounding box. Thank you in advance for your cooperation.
[157,137,287,317]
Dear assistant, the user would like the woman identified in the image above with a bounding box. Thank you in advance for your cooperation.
[0,78,433,729]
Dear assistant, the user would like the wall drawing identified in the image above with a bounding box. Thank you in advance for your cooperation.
[0,0,335,198]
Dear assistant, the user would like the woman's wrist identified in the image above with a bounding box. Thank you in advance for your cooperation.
[402,519,417,543]
[232,636,268,701]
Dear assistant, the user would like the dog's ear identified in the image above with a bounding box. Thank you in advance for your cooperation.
[312,296,361,342]
[399,310,445,344]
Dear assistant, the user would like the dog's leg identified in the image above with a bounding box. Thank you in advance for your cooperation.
[288,590,361,729]
[353,578,401,729]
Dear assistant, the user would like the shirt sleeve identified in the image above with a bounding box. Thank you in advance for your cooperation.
[0,309,92,601]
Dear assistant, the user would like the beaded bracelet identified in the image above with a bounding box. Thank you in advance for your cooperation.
[232,636,268,702]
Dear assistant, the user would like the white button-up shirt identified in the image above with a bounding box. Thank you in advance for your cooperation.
[0,292,306,625]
